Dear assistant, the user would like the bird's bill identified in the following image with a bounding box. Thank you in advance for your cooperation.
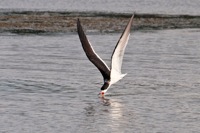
[98,91,105,97]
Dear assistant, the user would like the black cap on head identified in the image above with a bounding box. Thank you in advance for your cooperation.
[101,81,110,91]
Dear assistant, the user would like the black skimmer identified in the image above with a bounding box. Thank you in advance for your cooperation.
[77,14,134,96]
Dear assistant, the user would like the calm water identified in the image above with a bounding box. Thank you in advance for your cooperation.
[0,0,200,15]
[0,29,200,132]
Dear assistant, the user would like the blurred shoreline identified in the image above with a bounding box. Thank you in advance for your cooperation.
[0,11,200,34]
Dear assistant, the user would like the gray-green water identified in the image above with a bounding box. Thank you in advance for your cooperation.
[1,0,200,15]
[0,29,200,132]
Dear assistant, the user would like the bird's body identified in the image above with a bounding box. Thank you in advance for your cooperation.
[77,15,134,96]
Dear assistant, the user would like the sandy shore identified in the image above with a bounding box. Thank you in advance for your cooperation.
[0,11,199,34]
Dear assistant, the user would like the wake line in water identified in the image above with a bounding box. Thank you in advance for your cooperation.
[0,11,199,34]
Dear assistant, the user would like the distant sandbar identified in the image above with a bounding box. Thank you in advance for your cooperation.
[0,11,199,34]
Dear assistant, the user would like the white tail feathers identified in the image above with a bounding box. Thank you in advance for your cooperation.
[110,69,127,85]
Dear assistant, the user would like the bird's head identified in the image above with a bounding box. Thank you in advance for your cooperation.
[99,80,110,96]
[99,90,107,96]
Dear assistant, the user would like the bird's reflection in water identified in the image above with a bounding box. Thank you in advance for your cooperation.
[99,95,124,132]
[100,96,111,106]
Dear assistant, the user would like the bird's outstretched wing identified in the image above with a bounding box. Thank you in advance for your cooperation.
[110,14,134,76]
[77,19,110,80]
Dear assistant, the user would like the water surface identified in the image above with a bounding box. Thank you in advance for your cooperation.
[0,29,200,132]
[0,0,200,15]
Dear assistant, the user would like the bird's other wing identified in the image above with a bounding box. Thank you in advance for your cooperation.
[110,14,134,75]
[77,19,110,80]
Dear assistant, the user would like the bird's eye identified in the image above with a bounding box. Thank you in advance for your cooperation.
[101,92,105,95]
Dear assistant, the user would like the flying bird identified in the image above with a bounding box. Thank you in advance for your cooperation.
[77,14,134,96]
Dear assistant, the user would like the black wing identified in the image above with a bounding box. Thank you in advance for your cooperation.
[77,19,110,80]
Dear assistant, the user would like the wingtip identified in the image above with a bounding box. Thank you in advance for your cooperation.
[77,18,80,25]
[129,13,135,25]
[131,13,135,19]
[130,12,136,19]
[77,18,82,31]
